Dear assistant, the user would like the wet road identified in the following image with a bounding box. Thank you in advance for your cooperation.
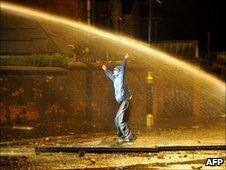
[0,126,225,169]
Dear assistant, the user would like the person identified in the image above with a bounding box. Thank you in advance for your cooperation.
[102,53,137,143]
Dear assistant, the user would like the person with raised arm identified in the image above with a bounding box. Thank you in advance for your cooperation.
[102,53,137,144]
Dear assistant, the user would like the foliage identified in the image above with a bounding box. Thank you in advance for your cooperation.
[0,53,73,68]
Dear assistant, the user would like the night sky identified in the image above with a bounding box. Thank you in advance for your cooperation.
[150,0,226,52]
[4,0,226,52]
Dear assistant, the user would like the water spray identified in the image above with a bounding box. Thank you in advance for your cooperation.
[0,1,225,93]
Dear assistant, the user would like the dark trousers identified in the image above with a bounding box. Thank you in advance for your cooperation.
[114,99,134,140]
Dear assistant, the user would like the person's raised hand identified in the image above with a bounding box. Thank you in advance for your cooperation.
[124,53,129,59]
[102,65,107,71]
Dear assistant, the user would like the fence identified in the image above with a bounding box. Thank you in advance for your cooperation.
[151,40,199,59]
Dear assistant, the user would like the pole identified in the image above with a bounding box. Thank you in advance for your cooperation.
[117,16,120,32]
[87,0,91,25]
[148,0,152,43]
[207,31,210,65]
[154,19,158,41]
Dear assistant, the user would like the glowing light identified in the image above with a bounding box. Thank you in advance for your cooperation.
[0,1,225,92]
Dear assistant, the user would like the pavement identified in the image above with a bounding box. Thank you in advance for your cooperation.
[0,125,225,169]
[1,125,225,147]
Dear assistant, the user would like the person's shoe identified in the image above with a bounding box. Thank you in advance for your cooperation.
[113,136,125,146]
[117,137,124,143]
[124,135,137,144]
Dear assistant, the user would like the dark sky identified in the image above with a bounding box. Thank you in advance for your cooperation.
[5,0,226,52]
[151,0,225,52]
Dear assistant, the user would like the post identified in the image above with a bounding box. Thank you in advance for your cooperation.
[87,0,91,25]
[207,31,210,65]
[117,16,121,32]
[154,19,158,41]
[148,0,152,43]
[111,0,122,32]
[146,71,154,127]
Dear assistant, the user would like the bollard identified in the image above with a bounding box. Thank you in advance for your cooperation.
[146,114,154,127]
[146,71,154,127]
